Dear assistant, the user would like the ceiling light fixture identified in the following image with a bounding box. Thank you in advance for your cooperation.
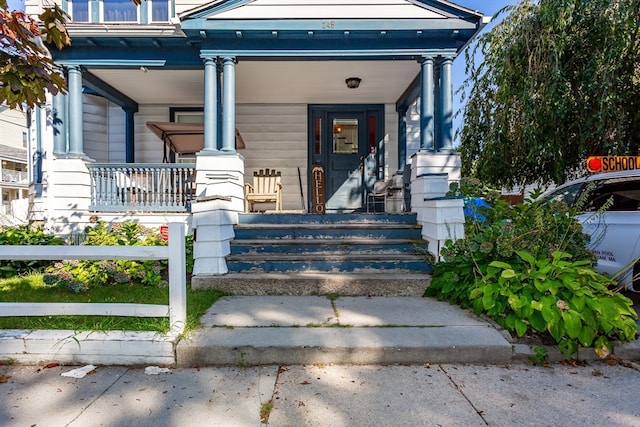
[345,77,361,89]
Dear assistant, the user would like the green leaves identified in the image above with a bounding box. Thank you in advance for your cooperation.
[460,0,640,188]
[0,4,69,109]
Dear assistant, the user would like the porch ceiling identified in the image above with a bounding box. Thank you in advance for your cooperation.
[86,60,420,105]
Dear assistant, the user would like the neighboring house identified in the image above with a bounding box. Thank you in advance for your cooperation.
[24,0,488,278]
[0,106,30,224]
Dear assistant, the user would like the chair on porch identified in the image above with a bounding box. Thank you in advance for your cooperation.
[366,179,392,213]
[244,168,283,212]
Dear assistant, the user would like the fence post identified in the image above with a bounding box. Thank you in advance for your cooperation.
[168,222,187,333]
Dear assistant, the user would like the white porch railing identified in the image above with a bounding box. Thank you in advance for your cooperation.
[88,163,196,212]
[0,223,187,334]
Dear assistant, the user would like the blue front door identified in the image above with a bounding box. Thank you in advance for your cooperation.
[308,105,384,213]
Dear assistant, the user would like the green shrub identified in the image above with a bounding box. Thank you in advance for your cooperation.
[44,221,194,291]
[426,194,638,359]
[0,226,65,278]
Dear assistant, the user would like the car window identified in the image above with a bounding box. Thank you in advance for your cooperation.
[584,177,640,211]
[544,183,584,206]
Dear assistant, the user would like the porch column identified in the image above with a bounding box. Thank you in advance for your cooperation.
[67,65,85,157]
[202,56,218,153]
[439,57,454,151]
[419,56,435,152]
[52,90,67,156]
[221,56,236,152]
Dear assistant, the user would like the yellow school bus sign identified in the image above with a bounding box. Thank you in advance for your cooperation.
[586,156,640,173]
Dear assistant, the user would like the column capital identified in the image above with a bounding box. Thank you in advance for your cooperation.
[419,55,434,65]
[222,56,237,64]
[439,56,453,63]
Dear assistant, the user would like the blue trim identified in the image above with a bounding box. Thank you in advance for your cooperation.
[181,18,479,32]
[201,47,457,60]
[55,59,166,67]
[90,0,99,23]
[125,110,135,162]
[140,0,149,24]
[397,109,407,171]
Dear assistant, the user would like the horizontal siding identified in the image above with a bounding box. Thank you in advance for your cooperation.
[0,109,27,151]
[83,95,109,162]
[238,104,308,211]
[134,105,170,163]
[108,104,126,163]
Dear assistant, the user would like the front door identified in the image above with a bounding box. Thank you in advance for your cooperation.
[308,105,384,213]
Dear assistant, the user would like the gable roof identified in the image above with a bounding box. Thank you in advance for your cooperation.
[181,0,481,21]
[179,0,485,59]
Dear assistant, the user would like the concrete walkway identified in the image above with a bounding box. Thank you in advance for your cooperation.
[2,361,640,426]
[2,296,639,366]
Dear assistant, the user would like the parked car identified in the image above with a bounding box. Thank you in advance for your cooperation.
[541,170,640,292]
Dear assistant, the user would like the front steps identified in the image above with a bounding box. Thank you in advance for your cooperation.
[191,213,433,296]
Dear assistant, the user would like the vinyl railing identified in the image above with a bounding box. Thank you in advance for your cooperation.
[0,223,187,334]
[88,163,196,212]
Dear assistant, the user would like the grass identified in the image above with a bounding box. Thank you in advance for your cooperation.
[0,272,227,333]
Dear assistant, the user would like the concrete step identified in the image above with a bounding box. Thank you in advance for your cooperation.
[176,296,514,366]
[190,272,431,295]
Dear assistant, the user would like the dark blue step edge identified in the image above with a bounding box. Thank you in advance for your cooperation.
[238,213,418,225]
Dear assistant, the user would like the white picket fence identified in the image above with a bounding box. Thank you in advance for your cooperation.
[0,223,187,334]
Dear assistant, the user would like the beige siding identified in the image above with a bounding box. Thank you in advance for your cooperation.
[384,103,399,176]
[134,105,170,163]
[83,95,109,162]
[0,109,27,150]
[237,104,308,211]
[108,104,126,162]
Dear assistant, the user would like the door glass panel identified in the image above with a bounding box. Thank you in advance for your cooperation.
[333,118,358,154]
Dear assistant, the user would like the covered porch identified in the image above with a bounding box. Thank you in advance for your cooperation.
[33,0,486,274]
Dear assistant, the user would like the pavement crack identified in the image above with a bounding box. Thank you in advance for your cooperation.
[65,367,130,427]
[439,365,490,426]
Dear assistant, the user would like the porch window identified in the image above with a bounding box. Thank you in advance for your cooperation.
[70,0,89,22]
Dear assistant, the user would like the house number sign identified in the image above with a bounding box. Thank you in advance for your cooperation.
[311,164,326,214]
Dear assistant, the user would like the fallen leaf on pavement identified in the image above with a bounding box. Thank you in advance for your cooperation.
[0,375,11,383]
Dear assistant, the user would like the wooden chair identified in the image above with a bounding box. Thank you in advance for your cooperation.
[244,168,283,212]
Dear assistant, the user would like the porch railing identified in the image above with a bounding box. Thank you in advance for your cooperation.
[88,163,196,212]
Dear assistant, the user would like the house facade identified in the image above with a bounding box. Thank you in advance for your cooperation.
[0,106,29,224]
[24,0,487,276]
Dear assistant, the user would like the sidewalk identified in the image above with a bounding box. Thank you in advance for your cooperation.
[1,296,639,366]
[2,360,640,426]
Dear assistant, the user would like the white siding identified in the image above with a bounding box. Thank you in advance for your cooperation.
[130,103,399,211]
[83,95,109,162]
[0,108,27,150]
[134,105,170,163]
[237,104,308,211]
[108,104,126,162]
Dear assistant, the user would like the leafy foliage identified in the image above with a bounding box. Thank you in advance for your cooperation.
[0,0,70,109]
[459,0,640,188]
[0,225,65,278]
[425,196,637,359]
[43,221,194,292]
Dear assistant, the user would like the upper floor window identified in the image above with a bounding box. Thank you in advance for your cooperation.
[72,0,89,22]
[68,0,170,23]
[103,0,137,22]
